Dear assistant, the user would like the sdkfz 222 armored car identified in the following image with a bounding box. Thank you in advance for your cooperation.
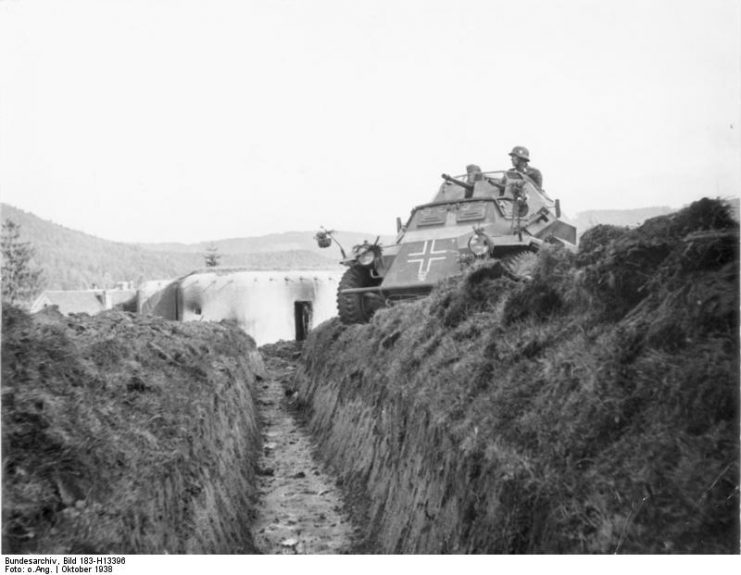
[316,169,577,324]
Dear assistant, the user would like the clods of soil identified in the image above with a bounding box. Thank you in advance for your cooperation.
[252,342,355,554]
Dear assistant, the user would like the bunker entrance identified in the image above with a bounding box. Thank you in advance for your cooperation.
[294,301,313,341]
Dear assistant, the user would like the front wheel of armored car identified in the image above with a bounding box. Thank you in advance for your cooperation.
[337,266,379,324]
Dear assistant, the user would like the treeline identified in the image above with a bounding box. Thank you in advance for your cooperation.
[1,204,339,290]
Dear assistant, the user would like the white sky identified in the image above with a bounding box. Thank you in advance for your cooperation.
[1,0,739,244]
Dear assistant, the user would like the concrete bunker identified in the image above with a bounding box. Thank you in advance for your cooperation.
[138,269,339,345]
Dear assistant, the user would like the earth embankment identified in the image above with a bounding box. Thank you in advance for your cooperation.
[295,198,740,553]
[2,309,265,554]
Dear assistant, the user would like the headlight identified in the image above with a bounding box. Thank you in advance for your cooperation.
[468,233,490,257]
[357,249,376,266]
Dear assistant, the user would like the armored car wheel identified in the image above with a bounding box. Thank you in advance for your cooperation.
[337,266,378,324]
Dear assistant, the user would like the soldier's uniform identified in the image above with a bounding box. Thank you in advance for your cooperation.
[517,164,543,188]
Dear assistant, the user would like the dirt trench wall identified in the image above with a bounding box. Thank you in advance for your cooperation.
[297,316,564,554]
[295,198,740,553]
[2,308,265,554]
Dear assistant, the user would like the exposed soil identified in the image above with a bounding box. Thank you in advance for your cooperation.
[295,198,740,553]
[252,341,356,554]
[1,308,264,554]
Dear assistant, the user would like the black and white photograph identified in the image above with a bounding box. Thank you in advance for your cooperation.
[1,0,739,570]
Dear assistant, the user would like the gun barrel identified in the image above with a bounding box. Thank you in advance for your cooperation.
[441,173,473,192]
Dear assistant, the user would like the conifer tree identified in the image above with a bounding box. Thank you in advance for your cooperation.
[204,245,221,268]
[1,219,44,306]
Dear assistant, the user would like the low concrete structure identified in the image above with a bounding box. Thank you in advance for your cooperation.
[138,269,339,345]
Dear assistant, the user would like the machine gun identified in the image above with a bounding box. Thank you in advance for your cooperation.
[441,174,474,198]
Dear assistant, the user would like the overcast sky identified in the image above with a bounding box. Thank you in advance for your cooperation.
[1,0,739,244]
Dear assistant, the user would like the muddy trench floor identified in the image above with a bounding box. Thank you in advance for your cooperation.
[251,344,358,554]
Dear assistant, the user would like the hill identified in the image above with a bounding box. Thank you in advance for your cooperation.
[136,230,396,256]
[571,206,673,236]
[0,204,340,290]
[571,198,739,236]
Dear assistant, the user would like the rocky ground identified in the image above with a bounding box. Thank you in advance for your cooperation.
[252,341,356,554]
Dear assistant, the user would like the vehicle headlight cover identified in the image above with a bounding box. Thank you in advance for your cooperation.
[468,233,490,256]
[357,249,376,266]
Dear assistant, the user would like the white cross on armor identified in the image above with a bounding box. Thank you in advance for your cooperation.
[407,240,448,281]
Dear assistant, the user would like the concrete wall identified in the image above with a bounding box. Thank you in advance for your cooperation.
[138,279,179,318]
[139,270,340,345]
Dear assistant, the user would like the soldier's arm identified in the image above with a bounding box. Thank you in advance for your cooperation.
[485,176,505,190]
[528,168,543,188]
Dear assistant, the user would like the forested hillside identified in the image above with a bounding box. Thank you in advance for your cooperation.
[0,204,339,290]
[137,230,397,256]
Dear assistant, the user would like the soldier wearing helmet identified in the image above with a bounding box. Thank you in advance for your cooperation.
[508,146,543,188]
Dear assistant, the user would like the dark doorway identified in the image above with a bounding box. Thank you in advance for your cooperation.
[294,301,313,341]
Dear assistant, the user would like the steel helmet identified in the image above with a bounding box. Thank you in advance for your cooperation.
[509,146,530,162]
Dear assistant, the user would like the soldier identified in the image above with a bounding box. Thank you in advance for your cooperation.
[464,164,482,198]
[507,145,543,188]
[465,164,483,186]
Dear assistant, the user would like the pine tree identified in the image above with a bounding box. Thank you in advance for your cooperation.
[1,219,44,307]
[204,245,221,268]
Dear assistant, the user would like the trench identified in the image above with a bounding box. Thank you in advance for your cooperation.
[251,343,356,554]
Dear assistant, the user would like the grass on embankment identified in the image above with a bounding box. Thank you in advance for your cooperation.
[296,197,739,553]
[2,308,264,554]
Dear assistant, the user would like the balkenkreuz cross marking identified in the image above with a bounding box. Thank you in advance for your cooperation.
[407,240,448,281]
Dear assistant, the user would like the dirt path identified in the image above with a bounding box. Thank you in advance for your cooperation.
[251,344,355,554]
